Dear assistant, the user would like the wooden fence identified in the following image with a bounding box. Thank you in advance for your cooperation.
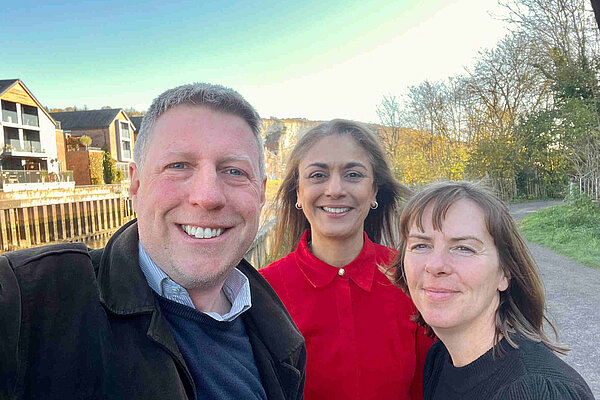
[244,217,276,269]
[578,167,599,202]
[0,185,134,253]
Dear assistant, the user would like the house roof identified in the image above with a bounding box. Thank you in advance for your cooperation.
[0,79,19,95]
[50,109,124,130]
[0,79,57,125]
[129,116,144,131]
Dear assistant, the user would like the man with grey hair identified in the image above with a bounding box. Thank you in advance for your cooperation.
[0,83,306,400]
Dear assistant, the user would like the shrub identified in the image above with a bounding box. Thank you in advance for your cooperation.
[102,151,123,184]
[564,191,600,226]
[89,151,104,185]
[79,135,92,148]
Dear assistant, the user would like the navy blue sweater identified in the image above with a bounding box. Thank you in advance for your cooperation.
[157,295,267,400]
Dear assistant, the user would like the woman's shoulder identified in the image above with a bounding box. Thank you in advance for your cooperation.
[259,251,296,279]
[493,338,594,399]
[371,241,398,259]
[492,373,594,400]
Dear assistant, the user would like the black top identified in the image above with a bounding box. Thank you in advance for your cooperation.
[424,335,594,400]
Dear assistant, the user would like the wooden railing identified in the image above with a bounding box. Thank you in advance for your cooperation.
[0,185,134,253]
[244,217,276,269]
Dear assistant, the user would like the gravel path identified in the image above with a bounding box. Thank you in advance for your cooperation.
[510,201,600,397]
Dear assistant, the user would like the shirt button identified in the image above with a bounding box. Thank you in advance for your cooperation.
[338,268,345,276]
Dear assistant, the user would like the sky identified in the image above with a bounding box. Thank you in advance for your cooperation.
[1,0,509,124]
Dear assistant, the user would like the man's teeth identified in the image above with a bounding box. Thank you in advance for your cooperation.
[322,207,351,214]
[181,225,225,239]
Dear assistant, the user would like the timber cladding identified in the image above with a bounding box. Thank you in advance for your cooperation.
[1,82,37,107]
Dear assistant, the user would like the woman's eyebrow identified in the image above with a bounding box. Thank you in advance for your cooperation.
[408,234,431,240]
[304,162,328,169]
[449,236,484,244]
[345,162,368,169]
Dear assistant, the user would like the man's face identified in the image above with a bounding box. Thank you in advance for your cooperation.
[130,105,266,292]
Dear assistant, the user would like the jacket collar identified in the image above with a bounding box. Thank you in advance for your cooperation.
[97,219,156,315]
[295,230,377,292]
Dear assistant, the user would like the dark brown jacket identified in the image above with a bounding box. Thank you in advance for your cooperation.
[0,220,305,400]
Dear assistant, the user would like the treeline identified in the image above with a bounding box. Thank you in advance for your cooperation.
[377,0,600,200]
[46,105,145,117]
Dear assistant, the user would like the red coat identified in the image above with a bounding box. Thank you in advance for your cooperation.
[260,230,434,400]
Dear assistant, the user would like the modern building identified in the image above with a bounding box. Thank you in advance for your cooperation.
[0,79,72,191]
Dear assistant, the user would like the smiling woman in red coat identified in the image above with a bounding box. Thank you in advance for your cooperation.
[259,119,434,400]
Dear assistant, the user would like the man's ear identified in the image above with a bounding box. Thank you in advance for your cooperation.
[260,177,267,208]
[129,163,140,210]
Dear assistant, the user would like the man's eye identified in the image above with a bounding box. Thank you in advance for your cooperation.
[168,162,186,169]
[225,168,245,176]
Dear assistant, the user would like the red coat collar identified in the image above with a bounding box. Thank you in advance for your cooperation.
[295,230,378,292]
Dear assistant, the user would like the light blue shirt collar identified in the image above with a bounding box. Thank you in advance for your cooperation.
[138,242,251,322]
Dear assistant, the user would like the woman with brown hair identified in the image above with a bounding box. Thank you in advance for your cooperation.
[393,181,593,399]
[260,119,433,400]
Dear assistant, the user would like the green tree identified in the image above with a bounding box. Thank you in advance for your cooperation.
[79,135,92,149]
[102,151,124,184]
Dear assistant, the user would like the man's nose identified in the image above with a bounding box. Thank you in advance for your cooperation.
[188,168,226,210]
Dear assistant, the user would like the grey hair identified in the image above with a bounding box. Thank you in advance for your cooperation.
[134,83,265,178]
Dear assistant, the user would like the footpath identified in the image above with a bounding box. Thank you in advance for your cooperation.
[510,201,600,397]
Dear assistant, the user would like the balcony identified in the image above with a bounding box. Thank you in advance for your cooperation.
[2,109,18,124]
[0,169,75,191]
[22,113,39,127]
[3,142,45,155]
[22,105,39,127]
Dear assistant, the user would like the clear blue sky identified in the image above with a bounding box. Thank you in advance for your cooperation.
[1,0,508,123]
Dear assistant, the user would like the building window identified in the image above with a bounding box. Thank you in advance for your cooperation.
[120,121,130,138]
[3,127,20,151]
[116,162,130,181]
[122,140,132,159]
[119,121,132,160]
[21,105,39,127]
[1,100,18,124]
[23,130,41,152]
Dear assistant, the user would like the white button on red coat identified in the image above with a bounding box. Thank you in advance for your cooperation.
[338,268,345,276]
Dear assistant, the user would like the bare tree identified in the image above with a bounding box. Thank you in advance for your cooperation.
[376,95,406,178]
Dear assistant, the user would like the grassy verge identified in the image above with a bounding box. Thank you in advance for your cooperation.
[519,195,600,269]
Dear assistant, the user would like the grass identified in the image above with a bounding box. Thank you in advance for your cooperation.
[519,195,600,269]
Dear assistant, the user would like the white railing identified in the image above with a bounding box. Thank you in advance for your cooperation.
[0,170,75,191]
[578,167,600,201]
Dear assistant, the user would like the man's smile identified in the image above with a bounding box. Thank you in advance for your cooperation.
[181,224,226,239]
